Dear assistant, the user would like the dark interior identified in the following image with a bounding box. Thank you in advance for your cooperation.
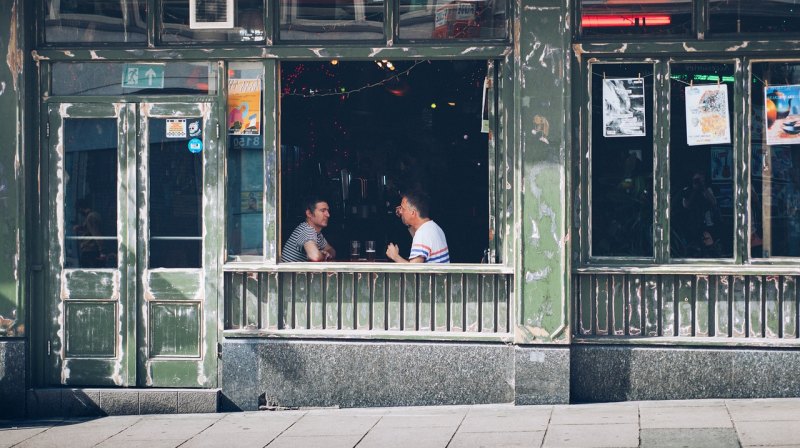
[280,60,490,263]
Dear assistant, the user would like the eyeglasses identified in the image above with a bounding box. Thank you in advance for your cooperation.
[395,204,413,217]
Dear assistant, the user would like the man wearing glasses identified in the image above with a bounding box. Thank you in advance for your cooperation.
[386,190,449,263]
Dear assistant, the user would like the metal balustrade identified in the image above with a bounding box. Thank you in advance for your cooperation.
[224,269,512,337]
[574,273,800,341]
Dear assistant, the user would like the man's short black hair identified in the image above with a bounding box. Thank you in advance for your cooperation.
[402,189,430,219]
[304,195,328,215]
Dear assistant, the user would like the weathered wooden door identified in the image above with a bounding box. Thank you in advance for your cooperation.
[47,102,219,387]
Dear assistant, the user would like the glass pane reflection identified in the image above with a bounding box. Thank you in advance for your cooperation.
[162,0,265,43]
[590,64,654,257]
[580,0,692,37]
[751,62,800,258]
[45,0,146,44]
[669,63,735,259]
[399,0,507,40]
[279,0,384,41]
[148,117,203,268]
[52,62,215,96]
[227,62,265,257]
[64,119,118,268]
[710,0,800,35]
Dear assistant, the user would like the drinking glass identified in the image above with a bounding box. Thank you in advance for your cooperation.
[365,240,376,261]
[350,240,361,260]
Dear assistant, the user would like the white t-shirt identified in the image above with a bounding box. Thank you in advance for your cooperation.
[409,220,449,263]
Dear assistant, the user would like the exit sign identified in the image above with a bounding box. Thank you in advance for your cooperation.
[122,64,165,89]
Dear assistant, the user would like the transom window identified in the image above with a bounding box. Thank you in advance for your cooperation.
[43,0,508,45]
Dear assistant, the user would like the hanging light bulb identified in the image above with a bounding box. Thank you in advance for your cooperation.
[331,59,339,66]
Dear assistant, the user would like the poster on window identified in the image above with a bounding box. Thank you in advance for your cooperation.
[685,84,731,146]
[228,79,261,136]
[602,78,646,137]
[765,84,800,146]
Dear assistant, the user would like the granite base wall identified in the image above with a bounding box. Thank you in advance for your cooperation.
[221,340,569,411]
[572,345,800,402]
[0,340,26,418]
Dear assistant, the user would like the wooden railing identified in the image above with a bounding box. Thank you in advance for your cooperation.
[574,271,800,341]
[224,265,513,337]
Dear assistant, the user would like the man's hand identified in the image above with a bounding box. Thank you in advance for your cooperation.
[386,243,401,262]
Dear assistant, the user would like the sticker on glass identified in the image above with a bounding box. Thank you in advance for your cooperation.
[188,138,203,153]
[188,119,202,138]
[166,119,187,138]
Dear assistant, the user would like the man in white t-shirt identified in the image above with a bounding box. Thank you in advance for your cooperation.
[386,190,449,263]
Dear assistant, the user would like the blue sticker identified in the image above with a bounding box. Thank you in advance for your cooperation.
[188,138,203,153]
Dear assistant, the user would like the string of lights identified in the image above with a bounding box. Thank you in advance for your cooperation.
[282,60,426,98]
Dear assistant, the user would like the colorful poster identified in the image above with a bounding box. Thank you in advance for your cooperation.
[602,78,646,137]
[765,84,800,146]
[685,84,731,146]
[228,79,261,136]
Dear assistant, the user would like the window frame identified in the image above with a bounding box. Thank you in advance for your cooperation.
[38,0,511,48]
[578,56,749,268]
[222,57,508,267]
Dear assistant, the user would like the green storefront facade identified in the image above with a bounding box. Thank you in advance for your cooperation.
[1,0,800,417]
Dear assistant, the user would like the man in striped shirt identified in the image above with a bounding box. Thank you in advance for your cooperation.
[281,197,337,262]
[386,190,449,263]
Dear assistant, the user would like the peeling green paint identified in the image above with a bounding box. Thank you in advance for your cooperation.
[514,0,571,344]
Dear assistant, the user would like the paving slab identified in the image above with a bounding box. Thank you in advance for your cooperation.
[0,423,53,448]
[640,428,740,448]
[550,403,639,425]
[726,398,800,422]
[99,414,222,445]
[180,412,304,448]
[640,405,733,429]
[543,423,639,448]
[280,413,380,437]
[14,416,142,448]
[356,426,456,448]
[372,411,465,429]
[734,420,800,447]
[460,406,551,433]
[266,434,364,448]
[639,399,728,408]
[449,431,545,448]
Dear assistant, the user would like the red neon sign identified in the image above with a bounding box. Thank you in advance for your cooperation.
[582,15,672,28]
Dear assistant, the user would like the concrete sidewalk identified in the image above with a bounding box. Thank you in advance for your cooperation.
[2,398,799,448]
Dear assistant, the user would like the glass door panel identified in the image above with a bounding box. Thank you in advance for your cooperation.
[47,103,136,387]
[147,117,204,268]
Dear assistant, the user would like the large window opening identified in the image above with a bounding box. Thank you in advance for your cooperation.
[279,60,492,263]
[590,63,654,258]
[669,63,735,259]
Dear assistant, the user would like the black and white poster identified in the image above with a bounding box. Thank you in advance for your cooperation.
[602,78,646,137]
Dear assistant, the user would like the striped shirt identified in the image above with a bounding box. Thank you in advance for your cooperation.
[281,222,328,262]
[409,220,449,263]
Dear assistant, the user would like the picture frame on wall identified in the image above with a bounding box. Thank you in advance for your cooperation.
[190,0,234,29]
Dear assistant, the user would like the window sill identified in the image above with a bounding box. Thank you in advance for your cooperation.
[224,261,514,275]
[575,264,800,276]
[223,328,513,342]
